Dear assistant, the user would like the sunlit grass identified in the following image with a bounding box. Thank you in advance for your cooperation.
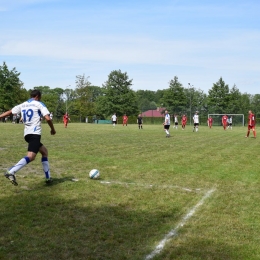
[0,122,260,259]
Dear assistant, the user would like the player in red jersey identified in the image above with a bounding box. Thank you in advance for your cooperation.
[245,110,256,138]
[207,116,213,128]
[222,114,228,130]
[122,114,128,126]
[63,112,70,128]
[181,114,187,130]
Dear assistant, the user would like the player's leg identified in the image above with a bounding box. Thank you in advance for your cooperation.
[4,135,40,185]
[252,127,256,138]
[39,145,52,183]
[245,126,250,137]
[164,125,170,137]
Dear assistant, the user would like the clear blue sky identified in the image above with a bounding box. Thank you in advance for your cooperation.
[1,0,260,94]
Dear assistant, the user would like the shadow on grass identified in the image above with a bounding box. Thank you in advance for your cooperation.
[46,176,77,186]
[0,186,248,260]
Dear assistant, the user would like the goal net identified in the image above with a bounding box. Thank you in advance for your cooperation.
[208,114,245,126]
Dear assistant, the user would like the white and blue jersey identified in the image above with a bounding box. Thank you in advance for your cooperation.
[12,98,50,136]
[165,114,171,125]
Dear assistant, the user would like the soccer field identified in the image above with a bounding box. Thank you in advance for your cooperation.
[0,123,260,259]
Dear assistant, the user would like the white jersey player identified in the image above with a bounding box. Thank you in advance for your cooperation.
[0,90,56,186]
[193,112,199,132]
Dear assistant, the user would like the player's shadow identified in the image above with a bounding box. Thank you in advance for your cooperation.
[45,176,76,186]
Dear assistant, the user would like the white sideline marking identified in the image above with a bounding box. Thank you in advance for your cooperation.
[100,180,202,193]
[144,188,216,260]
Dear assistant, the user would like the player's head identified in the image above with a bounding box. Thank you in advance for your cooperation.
[30,89,42,100]
[165,110,168,114]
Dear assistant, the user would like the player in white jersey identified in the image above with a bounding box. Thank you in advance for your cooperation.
[193,112,199,132]
[111,113,117,127]
[164,110,171,137]
[0,90,56,186]
[173,114,178,129]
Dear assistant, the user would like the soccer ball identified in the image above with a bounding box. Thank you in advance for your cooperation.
[89,169,100,179]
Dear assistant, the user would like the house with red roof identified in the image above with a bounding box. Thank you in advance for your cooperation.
[141,107,165,117]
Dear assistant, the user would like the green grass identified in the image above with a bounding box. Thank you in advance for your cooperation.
[0,123,260,260]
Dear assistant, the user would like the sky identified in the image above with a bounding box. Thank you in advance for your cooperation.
[1,0,260,94]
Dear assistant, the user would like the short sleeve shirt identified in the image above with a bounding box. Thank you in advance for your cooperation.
[12,98,50,136]
[193,114,199,123]
[165,114,170,125]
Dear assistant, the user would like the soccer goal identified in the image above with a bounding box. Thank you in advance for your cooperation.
[208,114,245,126]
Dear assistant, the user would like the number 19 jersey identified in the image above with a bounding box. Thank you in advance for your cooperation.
[12,98,50,136]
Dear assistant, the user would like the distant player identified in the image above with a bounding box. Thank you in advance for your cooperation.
[173,114,178,129]
[63,112,70,128]
[111,113,117,127]
[181,114,187,130]
[122,114,128,126]
[193,112,199,132]
[245,110,256,138]
[207,116,213,129]
[137,114,143,129]
[164,110,171,137]
[227,116,232,130]
[222,114,228,130]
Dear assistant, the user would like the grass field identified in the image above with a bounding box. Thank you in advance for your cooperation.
[0,122,260,260]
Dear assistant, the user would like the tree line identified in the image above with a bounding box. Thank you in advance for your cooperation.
[1,61,260,122]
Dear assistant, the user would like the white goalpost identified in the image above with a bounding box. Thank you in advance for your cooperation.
[208,114,245,126]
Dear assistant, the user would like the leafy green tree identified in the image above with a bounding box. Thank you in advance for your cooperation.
[226,85,242,114]
[0,62,27,111]
[96,70,138,117]
[73,74,96,118]
[162,76,187,113]
[207,77,229,113]
[251,94,260,118]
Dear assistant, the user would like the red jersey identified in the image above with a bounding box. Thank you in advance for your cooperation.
[248,113,255,126]
[123,115,128,122]
[208,118,213,124]
[181,116,187,124]
[222,115,228,123]
[63,114,69,122]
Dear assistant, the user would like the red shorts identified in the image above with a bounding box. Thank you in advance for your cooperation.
[248,125,255,130]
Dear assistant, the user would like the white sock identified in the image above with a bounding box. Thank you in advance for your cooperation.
[42,157,51,179]
[8,157,30,174]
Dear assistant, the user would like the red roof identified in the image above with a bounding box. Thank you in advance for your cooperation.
[142,108,165,117]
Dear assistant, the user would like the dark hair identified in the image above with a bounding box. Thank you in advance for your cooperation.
[30,89,42,98]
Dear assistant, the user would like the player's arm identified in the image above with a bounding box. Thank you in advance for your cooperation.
[44,114,56,135]
[0,110,12,119]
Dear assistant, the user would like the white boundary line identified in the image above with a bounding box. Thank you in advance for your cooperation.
[100,180,202,193]
[144,188,216,260]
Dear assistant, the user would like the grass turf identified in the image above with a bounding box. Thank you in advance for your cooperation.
[0,123,259,260]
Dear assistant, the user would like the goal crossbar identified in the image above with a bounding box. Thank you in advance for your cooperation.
[208,114,244,126]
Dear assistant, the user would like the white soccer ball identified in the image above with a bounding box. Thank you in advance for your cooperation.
[89,169,100,179]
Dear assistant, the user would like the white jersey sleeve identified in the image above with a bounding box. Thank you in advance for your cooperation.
[12,99,50,136]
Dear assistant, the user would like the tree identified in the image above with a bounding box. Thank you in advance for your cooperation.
[207,77,229,113]
[226,85,242,114]
[162,76,187,113]
[96,70,138,117]
[74,74,97,118]
[0,62,27,111]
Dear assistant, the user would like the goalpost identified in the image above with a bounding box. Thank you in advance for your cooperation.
[208,114,245,126]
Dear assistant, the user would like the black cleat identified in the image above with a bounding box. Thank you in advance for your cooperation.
[4,171,18,186]
[45,178,53,184]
